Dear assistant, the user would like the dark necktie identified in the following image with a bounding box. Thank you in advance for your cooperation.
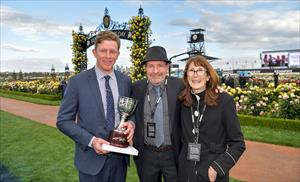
[154,86,164,147]
[104,75,115,130]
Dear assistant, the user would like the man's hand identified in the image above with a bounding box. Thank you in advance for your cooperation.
[92,137,110,155]
[120,121,135,145]
[208,166,217,182]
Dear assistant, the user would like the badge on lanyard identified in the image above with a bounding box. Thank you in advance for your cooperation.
[187,142,201,162]
[147,122,156,138]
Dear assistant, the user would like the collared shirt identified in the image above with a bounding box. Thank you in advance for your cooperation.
[144,79,171,146]
[94,66,120,127]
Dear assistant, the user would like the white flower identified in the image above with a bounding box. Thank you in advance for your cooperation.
[236,104,241,111]
[251,106,254,110]
[283,95,289,99]
[259,111,264,115]
[256,103,261,107]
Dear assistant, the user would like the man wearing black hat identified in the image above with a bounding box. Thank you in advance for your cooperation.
[132,46,184,182]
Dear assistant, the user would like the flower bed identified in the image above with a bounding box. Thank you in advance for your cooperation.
[225,82,300,120]
[0,80,60,95]
[1,79,299,119]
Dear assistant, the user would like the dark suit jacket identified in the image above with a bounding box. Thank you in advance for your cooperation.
[131,76,184,175]
[57,68,132,175]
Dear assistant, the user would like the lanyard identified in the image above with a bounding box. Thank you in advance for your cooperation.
[190,104,206,143]
[147,78,168,120]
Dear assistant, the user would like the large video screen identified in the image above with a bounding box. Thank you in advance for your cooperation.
[261,52,289,67]
[289,52,300,67]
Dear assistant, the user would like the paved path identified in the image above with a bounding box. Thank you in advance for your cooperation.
[1,97,300,182]
[0,97,58,127]
[231,141,300,182]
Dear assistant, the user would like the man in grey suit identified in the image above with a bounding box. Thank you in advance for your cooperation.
[57,31,135,182]
[132,46,184,182]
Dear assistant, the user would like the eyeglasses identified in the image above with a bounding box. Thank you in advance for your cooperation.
[187,69,207,76]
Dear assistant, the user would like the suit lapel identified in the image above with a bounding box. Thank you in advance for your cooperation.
[166,77,175,133]
[115,70,124,96]
[87,68,105,117]
[138,80,148,138]
[140,80,148,109]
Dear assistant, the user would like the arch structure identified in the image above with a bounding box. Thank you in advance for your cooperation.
[71,7,151,81]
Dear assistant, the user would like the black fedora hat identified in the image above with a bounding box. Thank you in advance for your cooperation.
[141,46,171,65]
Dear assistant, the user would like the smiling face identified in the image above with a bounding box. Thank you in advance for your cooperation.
[186,62,210,93]
[145,60,169,85]
[93,40,119,74]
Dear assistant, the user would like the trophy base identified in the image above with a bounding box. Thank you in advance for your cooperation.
[108,129,129,148]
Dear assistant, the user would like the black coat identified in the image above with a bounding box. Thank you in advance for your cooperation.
[178,92,245,182]
[132,76,184,176]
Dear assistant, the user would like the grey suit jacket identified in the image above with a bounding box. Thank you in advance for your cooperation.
[57,67,132,175]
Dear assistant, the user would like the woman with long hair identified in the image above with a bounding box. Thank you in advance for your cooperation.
[178,55,245,182]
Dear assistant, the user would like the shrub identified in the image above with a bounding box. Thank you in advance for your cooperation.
[238,114,300,131]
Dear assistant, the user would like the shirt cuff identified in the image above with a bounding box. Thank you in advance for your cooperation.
[88,136,96,148]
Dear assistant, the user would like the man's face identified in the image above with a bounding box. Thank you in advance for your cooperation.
[93,40,119,74]
[145,61,169,85]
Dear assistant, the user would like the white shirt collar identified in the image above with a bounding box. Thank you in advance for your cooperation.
[94,66,116,81]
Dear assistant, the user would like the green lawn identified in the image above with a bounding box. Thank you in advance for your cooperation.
[0,110,138,182]
[242,125,300,147]
[0,111,77,181]
[0,111,241,182]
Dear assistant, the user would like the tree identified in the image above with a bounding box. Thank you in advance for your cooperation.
[12,71,17,80]
[18,70,23,80]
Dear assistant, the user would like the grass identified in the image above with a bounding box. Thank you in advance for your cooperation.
[0,90,61,106]
[0,111,77,182]
[0,111,139,182]
[0,111,240,182]
[241,125,300,147]
[0,163,22,182]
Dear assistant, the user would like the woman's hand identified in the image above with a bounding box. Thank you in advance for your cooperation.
[208,166,217,182]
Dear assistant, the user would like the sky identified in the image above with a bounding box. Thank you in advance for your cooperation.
[1,0,299,72]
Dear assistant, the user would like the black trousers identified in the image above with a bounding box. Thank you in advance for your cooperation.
[139,147,177,182]
[79,153,127,182]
